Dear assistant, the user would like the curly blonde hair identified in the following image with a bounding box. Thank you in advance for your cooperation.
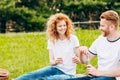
[46,13,74,42]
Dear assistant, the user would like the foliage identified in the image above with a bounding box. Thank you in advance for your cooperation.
[0,0,120,32]
[0,0,49,32]
[63,1,105,21]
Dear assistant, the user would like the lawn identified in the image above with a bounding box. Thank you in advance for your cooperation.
[0,30,101,79]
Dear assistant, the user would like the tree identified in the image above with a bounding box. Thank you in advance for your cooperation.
[0,0,15,33]
[0,0,50,32]
[0,0,120,32]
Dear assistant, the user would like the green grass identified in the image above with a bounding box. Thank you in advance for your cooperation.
[0,30,101,79]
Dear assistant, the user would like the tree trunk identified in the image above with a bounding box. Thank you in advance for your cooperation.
[0,20,6,33]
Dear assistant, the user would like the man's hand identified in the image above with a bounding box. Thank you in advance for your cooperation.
[72,56,81,64]
[78,46,89,64]
[87,65,101,77]
[79,46,88,55]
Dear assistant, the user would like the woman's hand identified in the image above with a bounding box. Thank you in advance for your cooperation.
[55,58,63,64]
[72,56,81,64]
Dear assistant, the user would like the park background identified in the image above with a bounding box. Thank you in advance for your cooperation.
[0,0,120,79]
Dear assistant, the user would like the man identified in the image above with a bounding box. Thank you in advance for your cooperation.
[68,10,120,80]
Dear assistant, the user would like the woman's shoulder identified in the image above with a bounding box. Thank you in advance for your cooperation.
[70,34,78,40]
[70,34,77,37]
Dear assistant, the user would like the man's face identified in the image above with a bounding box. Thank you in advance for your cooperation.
[99,19,111,37]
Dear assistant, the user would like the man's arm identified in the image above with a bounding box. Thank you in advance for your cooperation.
[79,46,95,64]
[87,64,120,77]
[98,65,120,77]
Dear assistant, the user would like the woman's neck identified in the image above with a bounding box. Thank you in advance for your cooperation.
[59,35,66,40]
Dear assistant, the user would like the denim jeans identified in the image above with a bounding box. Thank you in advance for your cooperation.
[66,75,116,80]
[15,66,74,80]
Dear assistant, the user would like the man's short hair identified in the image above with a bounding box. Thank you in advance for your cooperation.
[100,10,119,27]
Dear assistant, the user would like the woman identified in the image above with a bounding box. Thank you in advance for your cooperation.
[15,13,80,80]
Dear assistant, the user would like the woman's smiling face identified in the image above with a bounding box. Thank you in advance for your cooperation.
[56,20,67,36]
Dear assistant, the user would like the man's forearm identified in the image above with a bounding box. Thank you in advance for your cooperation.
[98,68,120,77]
[79,53,87,64]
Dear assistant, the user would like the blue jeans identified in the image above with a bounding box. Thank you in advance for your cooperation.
[15,66,74,80]
[66,75,116,80]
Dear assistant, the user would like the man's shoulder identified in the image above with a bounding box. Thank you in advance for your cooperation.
[98,35,105,38]
[95,35,105,41]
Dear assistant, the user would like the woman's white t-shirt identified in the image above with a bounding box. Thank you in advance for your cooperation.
[47,34,79,75]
